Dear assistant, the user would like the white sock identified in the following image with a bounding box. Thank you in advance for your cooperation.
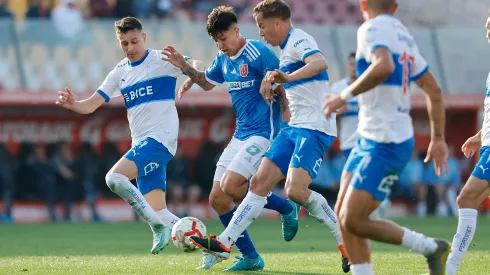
[416,201,427,217]
[157,208,180,228]
[401,227,438,256]
[352,263,374,275]
[218,192,267,247]
[303,191,342,244]
[446,208,478,275]
[105,173,162,228]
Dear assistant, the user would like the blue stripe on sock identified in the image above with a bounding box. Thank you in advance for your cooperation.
[219,207,259,259]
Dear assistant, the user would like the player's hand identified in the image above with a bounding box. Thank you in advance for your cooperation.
[461,134,481,158]
[322,94,345,117]
[161,46,188,69]
[55,87,75,109]
[259,80,277,106]
[424,138,449,177]
[266,69,290,83]
[178,78,194,99]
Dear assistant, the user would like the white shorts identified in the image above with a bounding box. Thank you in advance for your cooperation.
[213,136,271,182]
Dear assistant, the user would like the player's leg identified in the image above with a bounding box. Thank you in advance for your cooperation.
[222,136,298,242]
[446,148,490,275]
[189,130,293,258]
[285,128,348,272]
[340,138,450,275]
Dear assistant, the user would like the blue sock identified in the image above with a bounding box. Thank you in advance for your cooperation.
[219,207,259,259]
[264,191,293,215]
[245,181,293,215]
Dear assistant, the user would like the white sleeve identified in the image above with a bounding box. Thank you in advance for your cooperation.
[410,44,429,81]
[96,67,120,102]
[290,36,322,62]
[358,23,392,62]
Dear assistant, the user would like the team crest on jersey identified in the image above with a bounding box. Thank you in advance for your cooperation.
[239,64,248,77]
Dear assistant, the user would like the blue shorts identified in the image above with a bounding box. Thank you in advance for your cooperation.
[342,149,353,160]
[124,137,173,195]
[264,126,335,179]
[345,137,414,201]
[471,146,490,183]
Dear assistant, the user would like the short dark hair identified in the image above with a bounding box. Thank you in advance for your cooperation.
[366,0,396,12]
[206,6,238,40]
[115,17,143,34]
[348,52,356,59]
[253,0,291,21]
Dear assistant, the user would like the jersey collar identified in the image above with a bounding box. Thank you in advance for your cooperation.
[280,28,295,50]
[229,40,248,61]
[128,49,150,67]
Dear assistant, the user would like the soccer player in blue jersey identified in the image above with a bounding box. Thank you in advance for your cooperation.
[445,14,490,275]
[323,1,450,274]
[162,6,300,271]
[183,1,350,273]
[55,17,203,255]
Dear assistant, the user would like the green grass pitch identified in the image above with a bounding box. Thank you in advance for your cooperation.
[1,217,489,274]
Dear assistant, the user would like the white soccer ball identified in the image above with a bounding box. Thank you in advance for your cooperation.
[171,217,207,253]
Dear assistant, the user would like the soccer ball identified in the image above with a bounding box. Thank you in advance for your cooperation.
[171,217,207,252]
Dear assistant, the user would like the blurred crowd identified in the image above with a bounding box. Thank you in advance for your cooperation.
[0,139,470,224]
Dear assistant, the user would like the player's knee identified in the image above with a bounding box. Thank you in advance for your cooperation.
[220,176,247,200]
[340,210,365,237]
[105,172,125,192]
[249,173,269,196]
[209,190,233,214]
[456,191,475,209]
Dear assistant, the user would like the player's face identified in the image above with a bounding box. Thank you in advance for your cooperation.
[117,30,147,62]
[213,27,240,56]
[347,56,356,79]
[254,14,281,46]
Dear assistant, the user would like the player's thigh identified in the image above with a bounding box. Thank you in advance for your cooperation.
[458,176,490,209]
[221,136,271,196]
[213,138,242,182]
[209,180,234,214]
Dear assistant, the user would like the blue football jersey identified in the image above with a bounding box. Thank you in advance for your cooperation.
[205,40,282,141]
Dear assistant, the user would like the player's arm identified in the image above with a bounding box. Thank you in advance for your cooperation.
[56,88,106,114]
[274,85,290,122]
[162,46,215,91]
[414,71,445,141]
[286,52,328,82]
[341,47,394,98]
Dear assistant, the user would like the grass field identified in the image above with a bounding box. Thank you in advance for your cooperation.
[1,217,490,275]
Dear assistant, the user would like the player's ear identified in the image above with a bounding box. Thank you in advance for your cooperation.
[392,3,399,14]
[235,26,240,38]
[142,32,147,43]
[359,0,367,12]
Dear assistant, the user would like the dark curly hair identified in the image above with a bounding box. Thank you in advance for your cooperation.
[206,6,238,40]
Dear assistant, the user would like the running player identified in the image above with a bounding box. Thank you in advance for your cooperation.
[445,12,490,275]
[323,1,449,274]
[186,1,350,273]
[55,17,200,255]
[162,6,300,271]
[331,52,359,160]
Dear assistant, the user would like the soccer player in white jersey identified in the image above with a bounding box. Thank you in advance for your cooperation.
[323,1,450,274]
[445,14,490,275]
[331,52,359,159]
[186,1,350,273]
[55,17,202,255]
[162,6,301,271]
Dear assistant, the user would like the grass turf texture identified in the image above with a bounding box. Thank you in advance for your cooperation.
[1,217,489,274]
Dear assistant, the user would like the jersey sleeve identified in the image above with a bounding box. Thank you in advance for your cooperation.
[290,36,322,62]
[205,54,224,85]
[358,23,392,61]
[410,44,429,81]
[96,67,120,102]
